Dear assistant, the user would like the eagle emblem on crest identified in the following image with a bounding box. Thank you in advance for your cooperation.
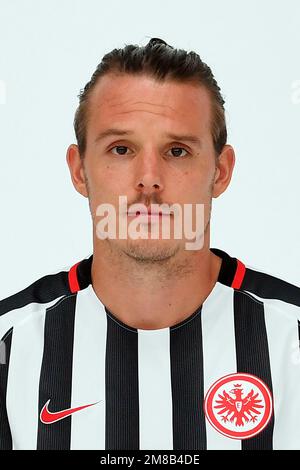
[214,383,264,427]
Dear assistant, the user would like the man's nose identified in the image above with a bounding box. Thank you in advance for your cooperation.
[134,150,164,195]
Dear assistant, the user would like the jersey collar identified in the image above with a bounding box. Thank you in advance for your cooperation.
[68,248,246,294]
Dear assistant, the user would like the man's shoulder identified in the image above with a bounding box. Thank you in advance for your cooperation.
[0,263,71,318]
[212,247,300,309]
[238,260,300,320]
[0,254,92,326]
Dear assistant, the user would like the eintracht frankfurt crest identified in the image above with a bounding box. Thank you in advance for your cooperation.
[204,373,273,439]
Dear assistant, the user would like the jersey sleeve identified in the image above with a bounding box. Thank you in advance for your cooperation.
[0,330,13,449]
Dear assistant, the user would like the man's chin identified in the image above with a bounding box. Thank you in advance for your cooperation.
[117,238,181,263]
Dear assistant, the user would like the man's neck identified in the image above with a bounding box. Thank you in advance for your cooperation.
[91,242,222,330]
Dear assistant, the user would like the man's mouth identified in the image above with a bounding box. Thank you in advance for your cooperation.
[126,208,172,221]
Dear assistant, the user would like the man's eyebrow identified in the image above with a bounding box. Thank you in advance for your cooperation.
[94,128,133,143]
[164,132,202,147]
[94,128,202,146]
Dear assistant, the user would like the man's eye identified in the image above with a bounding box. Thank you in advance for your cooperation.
[111,146,129,155]
[167,147,189,158]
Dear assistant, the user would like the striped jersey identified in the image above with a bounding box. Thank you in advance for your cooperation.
[0,247,300,450]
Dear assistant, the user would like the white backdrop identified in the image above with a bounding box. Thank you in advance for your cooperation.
[1,0,299,298]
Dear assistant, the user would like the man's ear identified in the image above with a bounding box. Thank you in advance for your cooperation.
[212,144,235,198]
[66,144,89,198]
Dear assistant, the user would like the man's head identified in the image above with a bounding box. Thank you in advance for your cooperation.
[67,38,235,264]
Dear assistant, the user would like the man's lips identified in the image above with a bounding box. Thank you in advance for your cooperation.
[126,210,172,224]
[126,210,172,218]
[127,210,170,216]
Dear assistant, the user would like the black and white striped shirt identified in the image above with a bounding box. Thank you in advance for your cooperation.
[0,247,299,450]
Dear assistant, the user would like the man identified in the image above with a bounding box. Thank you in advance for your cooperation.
[0,38,299,451]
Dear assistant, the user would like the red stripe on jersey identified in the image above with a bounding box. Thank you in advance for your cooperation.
[68,262,81,293]
[231,259,246,289]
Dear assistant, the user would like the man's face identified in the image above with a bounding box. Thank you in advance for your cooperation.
[70,73,229,262]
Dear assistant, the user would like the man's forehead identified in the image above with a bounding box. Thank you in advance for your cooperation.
[90,73,211,112]
[88,73,212,132]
